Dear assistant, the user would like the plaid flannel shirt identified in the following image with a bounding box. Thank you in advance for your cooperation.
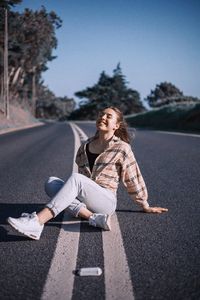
[75,135,149,209]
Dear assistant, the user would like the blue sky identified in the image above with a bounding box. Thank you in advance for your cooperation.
[14,0,200,107]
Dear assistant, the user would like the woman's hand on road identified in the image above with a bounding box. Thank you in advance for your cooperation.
[143,206,168,213]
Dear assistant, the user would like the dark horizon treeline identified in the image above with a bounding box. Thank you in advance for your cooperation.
[68,64,200,120]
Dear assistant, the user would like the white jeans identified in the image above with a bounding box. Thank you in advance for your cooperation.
[45,173,117,217]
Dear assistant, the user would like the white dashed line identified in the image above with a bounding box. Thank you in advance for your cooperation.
[73,123,135,299]
[41,122,81,300]
[103,213,135,300]
[42,122,135,300]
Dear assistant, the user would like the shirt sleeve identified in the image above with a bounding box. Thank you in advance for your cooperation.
[121,147,149,209]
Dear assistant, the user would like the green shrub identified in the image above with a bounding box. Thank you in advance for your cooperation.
[126,103,200,133]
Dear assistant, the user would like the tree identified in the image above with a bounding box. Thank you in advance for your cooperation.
[145,82,183,107]
[0,5,62,115]
[145,82,200,108]
[0,1,22,118]
[0,0,22,9]
[36,86,76,119]
[70,63,146,120]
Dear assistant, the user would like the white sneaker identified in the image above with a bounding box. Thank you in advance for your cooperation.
[89,213,111,231]
[7,212,44,240]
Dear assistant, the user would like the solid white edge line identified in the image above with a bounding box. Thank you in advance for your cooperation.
[103,213,135,300]
[41,122,81,300]
[0,122,45,135]
[150,130,200,138]
[72,122,88,142]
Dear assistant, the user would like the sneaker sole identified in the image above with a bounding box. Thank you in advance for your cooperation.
[7,218,40,240]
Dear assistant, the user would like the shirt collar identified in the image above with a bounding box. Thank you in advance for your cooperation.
[86,134,120,148]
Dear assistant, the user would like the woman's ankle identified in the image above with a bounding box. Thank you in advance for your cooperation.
[78,207,93,220]
[37,207,54,225]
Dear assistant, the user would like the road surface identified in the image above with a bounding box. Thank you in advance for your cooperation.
[0,122,199,300]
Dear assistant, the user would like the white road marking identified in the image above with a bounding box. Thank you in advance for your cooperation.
[103,213,135,300]
[49,220,88,225]
[0,122,44,135]
[152,130,200,138]
[71,122,88,142]
[73,123,135,300]
[42,122,135,300]
[41,122,82,300]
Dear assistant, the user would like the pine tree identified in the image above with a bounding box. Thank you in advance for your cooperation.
[145,82,183,107]
[71,63,146,120]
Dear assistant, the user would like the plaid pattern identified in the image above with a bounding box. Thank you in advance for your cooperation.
[75,135,149,208]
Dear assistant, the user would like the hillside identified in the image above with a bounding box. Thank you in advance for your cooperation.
[125,102,200,133]
[0,104,41,132]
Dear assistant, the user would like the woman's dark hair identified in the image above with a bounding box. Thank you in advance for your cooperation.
[109,106,130,144]
[96,106,131,144]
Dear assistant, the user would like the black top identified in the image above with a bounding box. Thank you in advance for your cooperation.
[86,143,100,172]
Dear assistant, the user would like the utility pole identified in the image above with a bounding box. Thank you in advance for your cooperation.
[32,66,36,116]
[4,8,9,119]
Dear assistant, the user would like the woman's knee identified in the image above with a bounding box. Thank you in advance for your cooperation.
[70,172,85,183]
[44,176,64,198]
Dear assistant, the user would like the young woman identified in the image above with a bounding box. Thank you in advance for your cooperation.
[8,107,168,240]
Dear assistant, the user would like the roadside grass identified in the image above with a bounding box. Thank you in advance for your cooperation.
[125,102,200,134]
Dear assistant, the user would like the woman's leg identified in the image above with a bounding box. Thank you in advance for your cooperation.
[44,176,93,219]
[42,173,116,231]
[38,172,116,225]
[37,206,93,225]
[7,173,116,239]
[44,176,64,198]
[45,173,116,218]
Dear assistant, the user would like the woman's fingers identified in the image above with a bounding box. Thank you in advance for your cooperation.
[144,207,168,213]
[154,207,168,213]
[156,207,168,212]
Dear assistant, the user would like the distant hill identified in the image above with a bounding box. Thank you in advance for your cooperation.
[125,102,200,133]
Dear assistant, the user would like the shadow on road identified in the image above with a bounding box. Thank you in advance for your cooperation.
[0,204,145,241]
[0,226,30,242]
[0,203,65,223]
[116,209,144,213]
[0,203,45,224]
[0,203,65,241]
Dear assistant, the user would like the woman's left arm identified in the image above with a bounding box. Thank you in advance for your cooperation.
[143,206,168,213]
[121,147,168,214]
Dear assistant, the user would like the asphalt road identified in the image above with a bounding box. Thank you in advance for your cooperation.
[0,122,200,300]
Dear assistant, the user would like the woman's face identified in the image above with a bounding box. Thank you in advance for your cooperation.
[96,108,120,133]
